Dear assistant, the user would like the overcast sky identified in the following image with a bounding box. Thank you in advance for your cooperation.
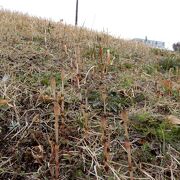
[0,0,179,49]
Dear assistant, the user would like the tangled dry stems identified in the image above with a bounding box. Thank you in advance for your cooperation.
[0,10,180,179]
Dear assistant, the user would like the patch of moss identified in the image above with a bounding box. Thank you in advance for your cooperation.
[151,48,169,56]
[131,112,180,148]
[107,91,133,112]
[171,90,180,101]
[30,72,62,87]
[77,115,85,129]
[156,122,180,144]
[143,64,157,75]
[83,45,119,62]
[123,62,133,69]
[88,90,101,108]
[32,35,45,44]
[139,142,156,162]
[121,76,134,89]
[134,92,146,103]
[16,71,62,88]
[70,163,86,179]
[159,55,180,72]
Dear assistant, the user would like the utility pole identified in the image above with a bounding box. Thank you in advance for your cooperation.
[75,0,79,26]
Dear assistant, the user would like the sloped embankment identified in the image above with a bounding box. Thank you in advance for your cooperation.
[0,10,180,179]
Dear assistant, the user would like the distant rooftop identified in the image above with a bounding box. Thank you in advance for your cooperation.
[133,37,165,49]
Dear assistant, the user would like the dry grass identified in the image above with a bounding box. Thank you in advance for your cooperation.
[0,9,180,179]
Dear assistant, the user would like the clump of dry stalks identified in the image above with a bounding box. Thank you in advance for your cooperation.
[121,110,134,180]
[49,69,68,179]
[100,88,110,172]
[50,76,60,179]
[101,115,110,172]
[60,69,65,127]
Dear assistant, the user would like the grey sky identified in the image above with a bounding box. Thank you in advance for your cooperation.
[0,0,179,49]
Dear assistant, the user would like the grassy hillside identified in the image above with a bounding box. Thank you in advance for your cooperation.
[0,10,180,179]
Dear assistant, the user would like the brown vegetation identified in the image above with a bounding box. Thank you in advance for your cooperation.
[0,10,180,179]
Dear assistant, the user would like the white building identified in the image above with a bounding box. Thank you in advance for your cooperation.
[134,37,165,49]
